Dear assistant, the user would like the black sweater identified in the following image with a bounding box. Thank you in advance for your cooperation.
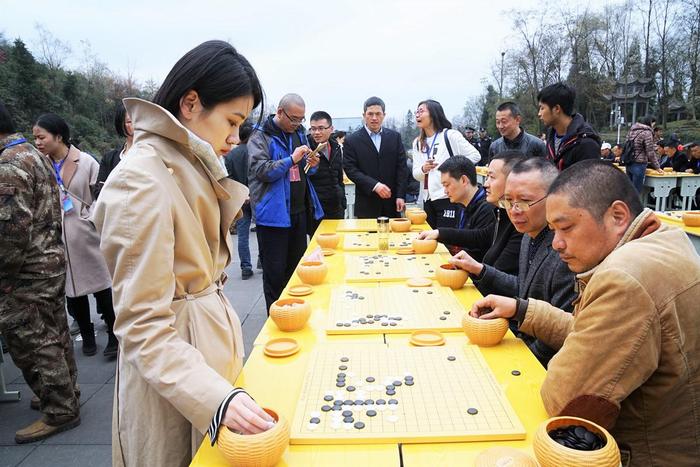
[437,188,495,262]
[438,208,522,286]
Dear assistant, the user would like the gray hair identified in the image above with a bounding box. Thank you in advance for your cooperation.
[278,93,305,110]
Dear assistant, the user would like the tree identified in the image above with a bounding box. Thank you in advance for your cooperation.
[34,23,71,72]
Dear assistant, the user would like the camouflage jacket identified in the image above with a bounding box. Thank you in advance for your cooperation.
[0,133,65,289]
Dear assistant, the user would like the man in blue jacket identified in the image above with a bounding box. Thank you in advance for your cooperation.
[248,94,323,310]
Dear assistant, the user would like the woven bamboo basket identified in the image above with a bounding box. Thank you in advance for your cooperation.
[390,218,412,232]
[217,408,290,467]
[682,211,700,227]
[462,313,509,346]
[269,298,311,332]
[406,209,428,224]
[435,264,468,289]
[474,446,539,466]
[412,238,437,254]
[316,232,340,249]
[534,416,621,467]
[296,261,328,285]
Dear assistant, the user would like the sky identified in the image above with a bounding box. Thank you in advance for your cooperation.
[2,0,611,122]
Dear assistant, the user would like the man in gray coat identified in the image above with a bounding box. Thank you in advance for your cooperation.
[488,102,546,161]
[454,157,575,365]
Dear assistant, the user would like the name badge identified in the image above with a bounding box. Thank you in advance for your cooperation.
[289,164,301,182]
[62,193,74,212]
[443,209,456,219]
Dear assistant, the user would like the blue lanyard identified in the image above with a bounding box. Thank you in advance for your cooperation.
[424,132,439,159]
[1,138,27,151]
[52,157,68,189]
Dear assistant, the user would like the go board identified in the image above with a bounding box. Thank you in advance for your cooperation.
[342,232,444,252]
[290,342,526,444]
[335,219,382,232]
[326,284,465,334]
[344,253,446,282]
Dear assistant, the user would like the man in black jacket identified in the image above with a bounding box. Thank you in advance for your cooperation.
[538,82,601,171]
[343,96,408,218]
[416,156,494,260]
[420,151,525,278]
[307,111,346,234]
[469,157,576,366]
[488,102,546,161]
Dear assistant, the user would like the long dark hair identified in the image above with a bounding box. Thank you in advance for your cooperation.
[35,113,71,148]
[417,99,452,151]
[153,40,264,124]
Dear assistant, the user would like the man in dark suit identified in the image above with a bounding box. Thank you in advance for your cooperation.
[457,157,576,366]
[343,96,408,218]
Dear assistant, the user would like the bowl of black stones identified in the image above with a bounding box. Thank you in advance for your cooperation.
[534,416,621,467]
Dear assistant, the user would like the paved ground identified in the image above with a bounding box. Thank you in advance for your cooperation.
[0,233,267,467]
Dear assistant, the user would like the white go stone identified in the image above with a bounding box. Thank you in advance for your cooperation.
[344,423,353,430]
[307,423,319,431]
[311,411,321,418]
[330,422,341,430]
[387,415,399,423]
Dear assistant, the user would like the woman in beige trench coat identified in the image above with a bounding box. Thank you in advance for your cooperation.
[91,41,274,467]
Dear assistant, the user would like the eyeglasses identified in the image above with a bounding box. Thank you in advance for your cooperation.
[499,195,547,212]
[415,108,427,116]
[282,108,306,124]
[309,126,331,132]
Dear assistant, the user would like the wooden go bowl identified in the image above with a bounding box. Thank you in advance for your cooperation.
[435,264,468,289]
[296,261,328,285]
[217,408,290,467]
[534,416,621,467]
[682,211,700,227]
[390,218,412,232]
[316,232,340,249]
[462,313,509,346]
[269,298,311,332]
[412,238,437,254]
[406,209,427,224]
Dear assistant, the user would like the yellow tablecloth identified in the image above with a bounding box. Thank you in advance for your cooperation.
[191,220,548,466]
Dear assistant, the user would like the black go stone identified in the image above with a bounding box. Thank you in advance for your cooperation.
[344,416,354,423]
[381,322,388,326]
[366,410,377,417]
[412,289,419,293]
[321,405,331,412]
[439,316,447,320]
[368,320,374,324]
[339,365,348,370]
[347,386,356,392]
[393,380,402,386]
[332,405,342,411]
[427,291,433,294]
[343,323,351,327]
[366,377,375,382]
[344,400,354,405]
[388,399,398,405]
[443,311,450,315]
[354,421,365,430]
[324,395,334,401]
[405,380,414,386]
[394,317,402,321]
[364,399,374,405]
[366,314,373,318]
[404,376,414,381]
[336,322,343,327]
[376,399,386,405]
[390,322,397,326]
[336,381,345,387]
[337,372,346,378]
[333,400,343,406]
[547,425,605,451]
[342,410,352,417]
[354,400,364,406]
[511,370,521,376]
[310,417,320,424]
[467,408,478,415]
[340,357,349,362]
[386,389,396,396]
[447,356,456,361]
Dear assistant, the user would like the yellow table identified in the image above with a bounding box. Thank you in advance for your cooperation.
[192,219,548,466]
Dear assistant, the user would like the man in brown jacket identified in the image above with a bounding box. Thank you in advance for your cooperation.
[471,160,700,466]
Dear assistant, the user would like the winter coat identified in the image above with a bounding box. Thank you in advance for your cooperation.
[626,122,660,169]
[488,129,546,161]
[92,98,248,467]
[247,116,323,227]
[54,145,111,297]
[411,129,481,202]
[308,137,346,215]
[545,113,601,171]
[519,209,700,466]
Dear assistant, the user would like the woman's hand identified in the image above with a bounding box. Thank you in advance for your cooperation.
[222,393,275,435]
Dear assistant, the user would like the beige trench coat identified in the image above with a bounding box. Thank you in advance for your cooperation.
[55,146,112,297]
[91,98,248,467]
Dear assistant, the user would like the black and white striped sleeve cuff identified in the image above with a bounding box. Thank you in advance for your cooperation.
[208,388,250,445]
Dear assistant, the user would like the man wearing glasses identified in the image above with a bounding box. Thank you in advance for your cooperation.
[343,96,408,218]
[454,157,576,366]
[248,94,323,310]
[307,111,346,235]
